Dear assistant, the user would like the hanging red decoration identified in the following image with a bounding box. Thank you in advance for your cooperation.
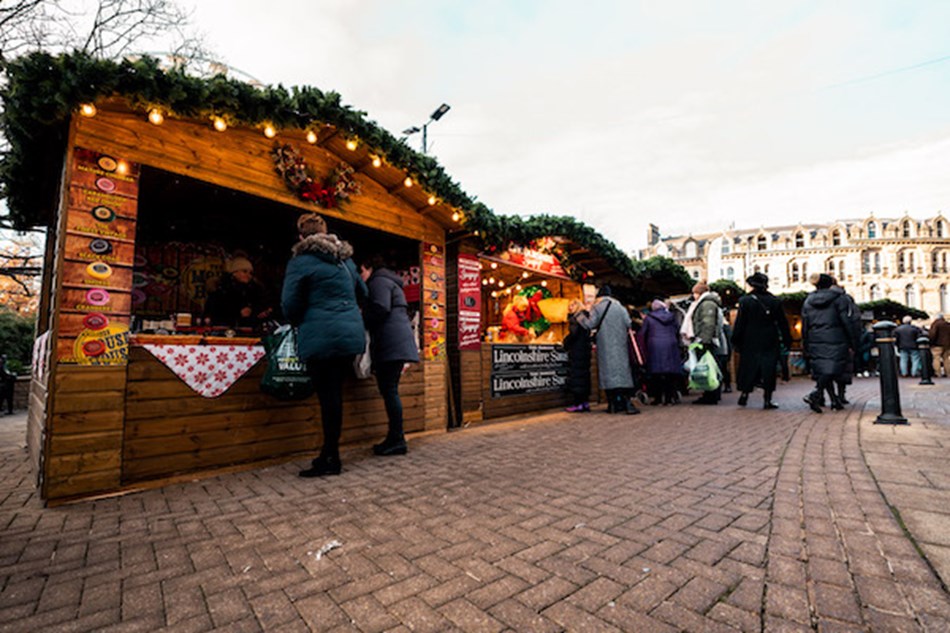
[272,143,360,209]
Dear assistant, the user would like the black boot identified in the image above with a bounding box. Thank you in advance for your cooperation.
[613,393,627,414]
[803,391,823,413]
[763,390,778,410]
[605,390,617,413]
[829,392,844,411]
[299,453,342,477]
[737,392,749,407]
[837,383,849,405]
[622,396,641,415]
[373,436,408,456]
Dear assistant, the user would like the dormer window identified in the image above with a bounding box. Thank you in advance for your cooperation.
[794,232,804,248]
[867,221,877,238]
[832,229,841,246]
[937,219,946,238]
[684,241,697,258]
[721,239,730,255]
[902,220,912,238]
[756,235,767,251]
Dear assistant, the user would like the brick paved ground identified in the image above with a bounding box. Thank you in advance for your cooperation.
[0,378,948,632]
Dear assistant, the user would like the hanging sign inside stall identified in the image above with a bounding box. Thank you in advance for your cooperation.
[422,243,447,360]
[489,344,569,397]
[498,241,567,278]
[57,148,139,364]
[457,254,482,350]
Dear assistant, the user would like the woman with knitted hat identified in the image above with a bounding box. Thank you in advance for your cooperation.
[204,254,272,330]
[282,213,367,477]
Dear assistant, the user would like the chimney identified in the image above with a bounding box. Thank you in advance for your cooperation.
[647,223,661,246]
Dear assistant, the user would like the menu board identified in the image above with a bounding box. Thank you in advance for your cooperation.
[457,254,482,350]
[422,242,446,361]
[56,148,138,365]
[489,344,569,398]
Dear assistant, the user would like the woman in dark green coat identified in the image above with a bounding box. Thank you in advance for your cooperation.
[281,213,367,477]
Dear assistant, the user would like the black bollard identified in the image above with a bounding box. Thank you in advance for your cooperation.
[873,321,907,424]
[918,336,934,385]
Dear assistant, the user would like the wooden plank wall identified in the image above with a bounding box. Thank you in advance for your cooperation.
[44,366,126,499]
[122,348,425,482]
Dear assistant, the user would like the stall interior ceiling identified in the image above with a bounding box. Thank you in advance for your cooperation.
[134,166,419,316]
[479,257,566,299]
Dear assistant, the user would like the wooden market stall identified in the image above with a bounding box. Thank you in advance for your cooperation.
[442,217,692,424]
[2,53,470,502]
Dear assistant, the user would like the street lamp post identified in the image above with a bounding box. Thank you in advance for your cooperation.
[402,103,450,154]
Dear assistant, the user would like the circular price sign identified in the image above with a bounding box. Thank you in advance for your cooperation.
[86,261,113,280]
[85,288,111,306]
[89,238,112,255]
[91,206,116,223]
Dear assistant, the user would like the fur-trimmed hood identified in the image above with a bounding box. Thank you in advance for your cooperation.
[291,232,354,260]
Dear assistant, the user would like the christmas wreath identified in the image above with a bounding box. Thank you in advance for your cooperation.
[518,285,553,334]
[272,143,361,209]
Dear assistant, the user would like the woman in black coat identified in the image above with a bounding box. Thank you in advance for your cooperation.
[801,274,859,412]
[562,300,592,412]
[360,255,420,455]
[731,273,791,409]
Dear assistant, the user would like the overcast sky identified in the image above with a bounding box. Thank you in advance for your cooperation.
[183,1,950,251]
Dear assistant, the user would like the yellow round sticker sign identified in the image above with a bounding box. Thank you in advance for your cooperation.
[73,323,129,365]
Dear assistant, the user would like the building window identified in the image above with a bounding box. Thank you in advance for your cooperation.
[684,241,697,258]
[902,220,912,238]
[756,235,767,251]
[907,251,916,273]
[791,263,800,282]
[832,229,841,246]
[838,260,845,280]
[898,252,906,274]
[802,262,808,280]
[862,252,870,274]
[942,285,948,314]
[937,220,946,238]
[726,266,735,280]
[905,284,917,308]
[721,239,730,255]
[870,284,882,301]
[867,221,877,238]
[795,232,804,248]
[692,270,700,279]
[874,252,881,274]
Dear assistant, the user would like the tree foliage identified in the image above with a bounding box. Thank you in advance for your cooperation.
[0,307,34,374]
[709,278,745,308]
[857,299,928,322]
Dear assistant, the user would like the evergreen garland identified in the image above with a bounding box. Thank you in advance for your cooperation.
[0,51,692,298]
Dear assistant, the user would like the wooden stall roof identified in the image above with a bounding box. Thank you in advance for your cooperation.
[0,51,691,299]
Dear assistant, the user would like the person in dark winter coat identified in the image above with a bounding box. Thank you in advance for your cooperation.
[577,286,639,414]
[204,256,273,331]
[360,254,420,455]
[282,213,368,477]
[638,299,682,405]
[831,282,862,404]
[731,273,792,409]
[894,316,923,377]
[562,300,593,412]
[801,273,859,412]
[681,282,725,404]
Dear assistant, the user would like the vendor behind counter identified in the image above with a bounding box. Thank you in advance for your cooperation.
[204,256,274,331]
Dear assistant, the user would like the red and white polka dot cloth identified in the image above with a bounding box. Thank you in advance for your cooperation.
[142,344,265,398]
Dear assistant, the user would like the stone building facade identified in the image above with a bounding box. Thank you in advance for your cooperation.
[639,214,950,316]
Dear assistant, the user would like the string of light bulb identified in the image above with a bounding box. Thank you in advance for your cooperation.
[75,102,465,224]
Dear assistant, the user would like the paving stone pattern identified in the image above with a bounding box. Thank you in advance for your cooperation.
[0,379,948,632]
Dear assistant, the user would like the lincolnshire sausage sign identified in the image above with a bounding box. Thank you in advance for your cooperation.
[489,343,568,397]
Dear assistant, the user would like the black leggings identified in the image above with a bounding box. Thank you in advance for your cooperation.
[374,360,405,440]
[307,356,352,459]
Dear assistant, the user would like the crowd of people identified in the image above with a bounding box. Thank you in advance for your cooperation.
[561,270,947,418]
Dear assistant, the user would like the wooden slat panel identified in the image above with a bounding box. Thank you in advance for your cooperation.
[54,365,127,393]
[51,410,125,435]
[49,431,122,455]
[45,470,121,500]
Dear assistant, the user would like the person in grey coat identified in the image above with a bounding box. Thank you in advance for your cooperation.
[577,286,639,414]
[360,254,420,456]
[282,213,367,477]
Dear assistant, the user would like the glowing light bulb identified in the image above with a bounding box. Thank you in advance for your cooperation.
[541,280,548,287]
[79,103,97,117]
[404,177,413,188]
[147,109,164,125]
[515,284,522,290]
[451,212,460,222]
[346,139,358,151]
[491,291,498,298]
[498,280,505,288]
[306,130,318,143]
[490,262,498,269]
[482,279,488,286]
[588,271,594,277]
[263,124,276,138]
[372,156,382,168]
[428,196,437,206]
[212,116,227,132]
[488,277,495,284]
[522,271,529,278]
[115,161,129,176]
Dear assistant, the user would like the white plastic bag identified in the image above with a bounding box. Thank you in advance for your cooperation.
[353,330,372,379]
